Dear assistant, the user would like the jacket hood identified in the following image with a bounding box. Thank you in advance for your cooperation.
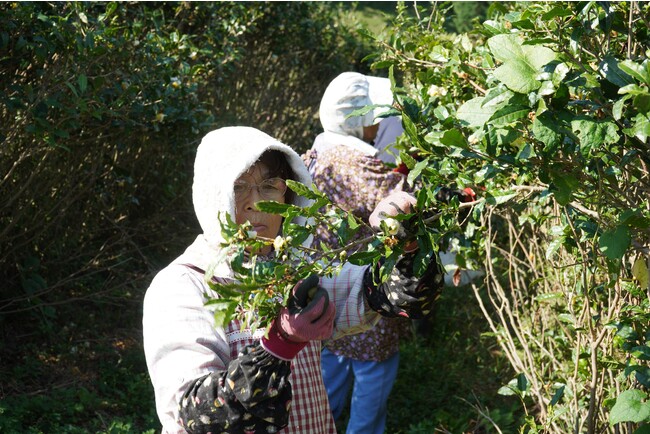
[192,126,313,251]
[319,72,393,139]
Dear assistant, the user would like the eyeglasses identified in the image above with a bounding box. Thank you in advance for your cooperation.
[234,177,287,201]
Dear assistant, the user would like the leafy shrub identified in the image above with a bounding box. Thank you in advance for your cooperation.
[369,1,650,432]
[0,2,370,431]
[0,1,368,322]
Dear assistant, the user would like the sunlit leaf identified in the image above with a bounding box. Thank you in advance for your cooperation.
[632,257,649,290]
[488,34,556,93]
[457,97,498,128]
[619,59,650,85]
[609,389,650,425]
[571,118,619,154]
[600,55,635,87]
[624,113,650,142]
[488,105,529,127]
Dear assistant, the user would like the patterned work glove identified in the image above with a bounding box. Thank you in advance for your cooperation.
[364,254,444,319]
[261,275,336,361]
[366,191,444,318]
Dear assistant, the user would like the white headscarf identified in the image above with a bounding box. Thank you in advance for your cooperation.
[318,72,393,139]
[179,126,314,272]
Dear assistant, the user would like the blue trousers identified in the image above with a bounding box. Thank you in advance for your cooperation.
[321,347,400,434]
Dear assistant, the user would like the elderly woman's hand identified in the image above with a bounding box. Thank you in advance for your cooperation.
[369,191,417,229]
[370,191,419,252]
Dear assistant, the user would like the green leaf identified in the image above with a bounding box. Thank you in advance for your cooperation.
[634,94,650,114]
[600,55,635,87]
[633,425,650,434]
[483,20,508,37]
[619,84,650,96]
[516,143,533,160]
[347,250,380,266]
[484,191,517,205]
[209,300,238,327]
[402,113,420,145]
[407,158,429,186]
[516,373,528,393]
[534,292,563,302]
[550,385,565,406]
[624,113,650,142]
[609,389,650,425]
[347,212,360,231]
[488,105,529,127]
[497,384,517,396]
[475,164,497,183]
[498,375,528,397]
[308,197,329,214]
[457,97,497,128]
[66,82,79,97]
[571,118,619,153]
[632,257,649,290]
[533,113,561,151]
[482,85,513,107]
[619,59,650,85]
[541,6,572,20]
[399,151,417,169]
[440,129,468,148]
[255,201,297,215]
[78,74,87,94]
[286,180,325,201]
[599,226,631,260]
[557,313,574,326]
[631,346,650,361]
[619,209,650,229]
[628,365,650,388]
[412,248,435,278]
[613,94,633,120]
[488,34,556,94]
[550,171,580,206]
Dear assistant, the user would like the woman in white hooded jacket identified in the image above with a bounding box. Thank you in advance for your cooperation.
[143,126,442,434]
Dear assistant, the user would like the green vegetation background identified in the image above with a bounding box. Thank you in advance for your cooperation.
[0,2,517,433]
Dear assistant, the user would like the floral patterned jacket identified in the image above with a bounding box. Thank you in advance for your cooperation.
[304,138,413,361]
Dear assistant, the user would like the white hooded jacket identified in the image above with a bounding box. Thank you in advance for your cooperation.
[143,127,379,433]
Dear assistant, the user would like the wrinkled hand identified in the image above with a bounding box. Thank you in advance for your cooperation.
[369,191,417,229]
[278,275,335,343]
[261,275,336,361]
[370,191,419,252]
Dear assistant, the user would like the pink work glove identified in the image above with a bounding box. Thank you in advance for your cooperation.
[261,275,336,361]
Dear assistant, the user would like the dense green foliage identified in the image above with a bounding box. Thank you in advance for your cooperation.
[369,1,650,432]
[0,1,369,315]
[0,2,370,432]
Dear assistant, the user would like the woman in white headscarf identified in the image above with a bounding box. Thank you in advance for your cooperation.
[143,126,442,434]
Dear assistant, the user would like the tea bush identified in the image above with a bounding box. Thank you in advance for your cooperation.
[0,1,368,324]
[0,2,369,431]
[369,2,650,432]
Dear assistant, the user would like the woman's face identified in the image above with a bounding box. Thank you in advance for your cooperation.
[234,161,286,254]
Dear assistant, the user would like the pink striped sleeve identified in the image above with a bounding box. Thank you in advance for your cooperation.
[319,263,380,340]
